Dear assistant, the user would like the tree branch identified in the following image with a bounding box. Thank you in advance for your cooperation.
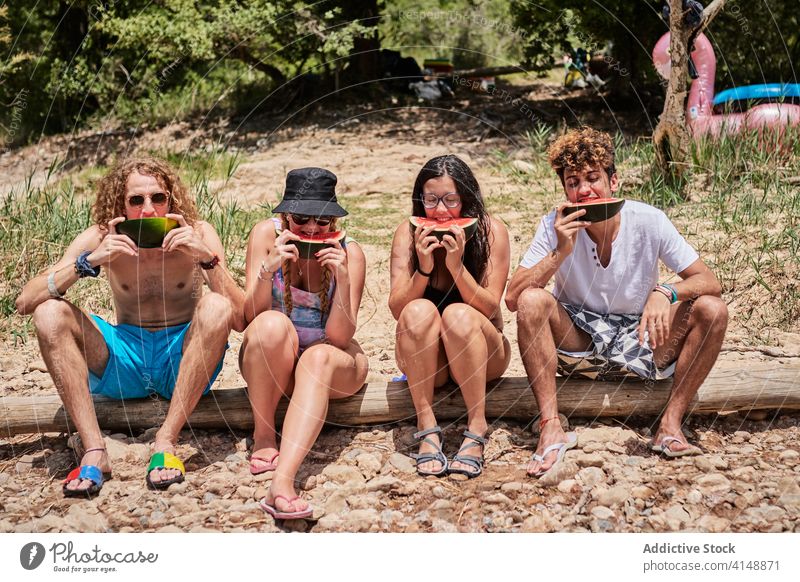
[699,0,728,33]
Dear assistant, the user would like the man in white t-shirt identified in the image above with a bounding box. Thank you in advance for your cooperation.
[505,127,728,477]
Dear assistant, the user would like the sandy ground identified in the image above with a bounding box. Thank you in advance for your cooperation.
[1,84,799,532]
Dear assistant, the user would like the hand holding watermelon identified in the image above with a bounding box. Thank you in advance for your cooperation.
[89,217,139,266]
[316,239,348,280]
[554,202,590,256]
[440,224,467,274]
[263,228,301,272]
[413,224,440,274]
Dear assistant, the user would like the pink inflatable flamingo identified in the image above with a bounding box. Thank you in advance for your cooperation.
[653,32,800,138]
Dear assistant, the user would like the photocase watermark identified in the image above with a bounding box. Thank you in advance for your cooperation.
[452,74,539,123]
[20,541,159,573]
[393,8,526,42]
[0,88,29,153]
[20,542,46,570]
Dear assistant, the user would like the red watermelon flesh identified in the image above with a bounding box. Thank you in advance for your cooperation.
[409,217,479,240]
[290,230,345,259]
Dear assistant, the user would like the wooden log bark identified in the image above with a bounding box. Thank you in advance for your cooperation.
[2,362,798,436]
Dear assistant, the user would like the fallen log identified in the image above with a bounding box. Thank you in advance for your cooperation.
[2,362,798,436]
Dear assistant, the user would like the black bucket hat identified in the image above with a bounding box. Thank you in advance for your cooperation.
[272,167,348,217]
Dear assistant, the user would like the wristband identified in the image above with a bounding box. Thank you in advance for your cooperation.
[660,283,678,304]
[652,287,671,302]
[416,265,433,278]
[74,251,100,278]
[257,260,276,281]
[200,254,220,270]
[47,272,64,299]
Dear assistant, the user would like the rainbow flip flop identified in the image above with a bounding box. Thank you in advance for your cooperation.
[62,465,110,498]
[145,452,186,490]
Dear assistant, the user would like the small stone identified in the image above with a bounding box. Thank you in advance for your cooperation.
[520,515,549,532]
[779,450,799,464]
[578,427,638,446]
[481,493,512,506]
[537,461,579,487]
[557,479,579,493]
[356,453,382,478]
[343,509,379,532]
[387,453,416,474]
[686,489,703,504]
[28,359,48,373]
[322,490,348,516]
[512,160,535,173]
[365,475,403,493]
[693,456,714,472]
[428,499,455,521]
[696,515,731,533]
[695,473,731,495]
[236,486,256,500]
[631,486,655,500]
[741,505,787,526]
[708,456,729,470]
[776,478,800,511]
[596,486,629,507]
[321,465,365,485]
[574,453,605,468]
[664,505,691,529]
[733,431,752,441]
[500,482,523,493]
[431,485,448,499]
[591,506,615,520]
[577,467,606,487]
[63,503,108,532]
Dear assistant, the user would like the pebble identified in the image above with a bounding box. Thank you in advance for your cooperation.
[356,453,382,478]
[481,493,512,506]
[595,486,629,507]
[322,465,366,485]
[631,486,655,500]
[577,467,606,487]
[574,452,605,468]
[557,479,579,494]
[500,482,523,494]
[695,473,731,495]
[428,499,455,521]
[779,449,799,464]
[696,515,731,532]
[387,453,416,474]
[537,461,579,487]
[578,427,638,446]
[591,506,615,519]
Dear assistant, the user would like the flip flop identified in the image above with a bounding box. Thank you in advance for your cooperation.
[249,451,279,475]
[145,451,186,490]
[651,436,702,458]
[448,430,487,479]
[410,426,448,477]
[529,432,578,478]
[259,495,313,520]
[62,447,111,498]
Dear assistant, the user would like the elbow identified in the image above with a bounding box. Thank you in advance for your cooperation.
[388,295,403,321]
[504,287,519,313]
[15,293,34,316]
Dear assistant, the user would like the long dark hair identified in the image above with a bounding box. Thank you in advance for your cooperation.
[410,155,492,285]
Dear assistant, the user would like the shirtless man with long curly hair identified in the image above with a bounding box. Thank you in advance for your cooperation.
[17,156,244,496]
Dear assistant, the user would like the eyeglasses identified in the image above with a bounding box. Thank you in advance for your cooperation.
[421,193,461,209]
[290,214,333,226]
[127,192,169,207]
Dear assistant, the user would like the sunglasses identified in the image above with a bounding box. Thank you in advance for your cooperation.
[421,193,461,209]
[290,214,333,226]
[127,192,169,207]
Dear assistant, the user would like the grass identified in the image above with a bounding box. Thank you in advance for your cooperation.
[2,129,798,343]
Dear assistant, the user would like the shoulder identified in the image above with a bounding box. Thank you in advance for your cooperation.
[622,199,667,220]
[248,218,279,241]
[392,220,412,245]
[487,215,510,243]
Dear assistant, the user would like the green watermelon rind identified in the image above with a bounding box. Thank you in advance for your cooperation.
[117,217,179,248]
[563,198,625,223]
[290,230,346,259]
[408,217,479,241]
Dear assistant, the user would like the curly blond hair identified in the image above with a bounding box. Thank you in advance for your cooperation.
[279,214,337,317]
[92,156,198,227]
[548,127,616,182]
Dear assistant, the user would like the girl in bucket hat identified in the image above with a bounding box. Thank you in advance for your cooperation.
[240,167,368,520]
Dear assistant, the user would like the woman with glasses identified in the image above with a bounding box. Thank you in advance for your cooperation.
[389,155,511,478]
[240,167,368,520]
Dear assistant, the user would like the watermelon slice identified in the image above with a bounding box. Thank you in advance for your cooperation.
[563,198,625,223]
[117,217,179,248]
[408,216,479,241]
[290,230,346,259]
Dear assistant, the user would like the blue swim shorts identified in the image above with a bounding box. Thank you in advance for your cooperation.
[88,315,225,400]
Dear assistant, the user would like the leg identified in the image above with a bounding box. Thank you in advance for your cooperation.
[239,310,299,473]
[652,296,728,452]
[516,289,591,476]
[440,303,511,475]
[265,341,369,514]
[395,299,449,474]
[32,299,111,492]
[150,292,234,485]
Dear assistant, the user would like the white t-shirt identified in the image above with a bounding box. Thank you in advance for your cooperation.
[519,200,699,315]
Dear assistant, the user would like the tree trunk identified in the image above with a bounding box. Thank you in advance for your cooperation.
[2,362,798,436]
[654,0,727,184]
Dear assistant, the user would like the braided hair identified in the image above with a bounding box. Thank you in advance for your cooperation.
[279,215,337,317]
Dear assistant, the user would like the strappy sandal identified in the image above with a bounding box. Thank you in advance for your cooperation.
[410,426,448,477]
[448,430,487,478]
[62,447,111,498]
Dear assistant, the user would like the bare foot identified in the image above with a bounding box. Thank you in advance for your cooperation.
[250,444,280,473]
[415,430,445,475]
[147,441,182,486]
[449,426,488,476]
[263,483,309,515]
[652,424,694,454]
[526,424,568,476]
[64,448,111,493]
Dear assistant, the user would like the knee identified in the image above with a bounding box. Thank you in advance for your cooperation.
[691,295,729,331]
[516,288,556,326]
[441,303,481,338]
[195,293,234,332]
[242,311,296,352]
[32,299,73,340]
[296,345,337,384]
[397,299,441,339]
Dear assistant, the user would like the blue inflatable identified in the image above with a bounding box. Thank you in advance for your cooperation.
[713,83,800,107]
